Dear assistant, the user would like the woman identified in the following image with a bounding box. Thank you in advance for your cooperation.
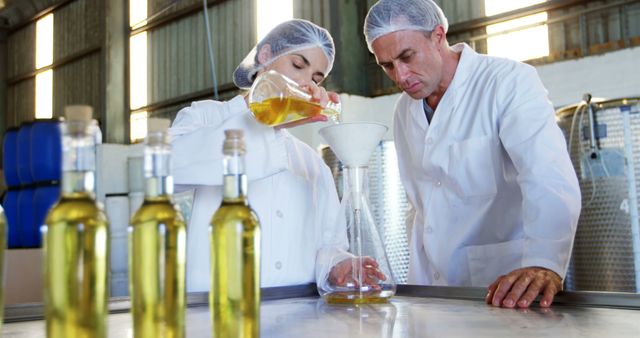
[170,19,357,291]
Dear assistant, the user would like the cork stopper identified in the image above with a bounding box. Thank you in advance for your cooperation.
[223,129,246,155]
[147,118,171,134]
[64,105,93,121]
[64,105,93,134]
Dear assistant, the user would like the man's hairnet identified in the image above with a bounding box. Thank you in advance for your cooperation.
[364,0,449,52]
[233,19,335,89]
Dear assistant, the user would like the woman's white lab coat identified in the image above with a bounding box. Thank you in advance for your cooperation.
[394,44,581,287]
[170,96,345,291]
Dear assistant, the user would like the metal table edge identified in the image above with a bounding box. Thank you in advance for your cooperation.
[5,284,639,323]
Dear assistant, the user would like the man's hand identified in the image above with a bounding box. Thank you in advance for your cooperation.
[329,256,387,289]
[485,267,562,308]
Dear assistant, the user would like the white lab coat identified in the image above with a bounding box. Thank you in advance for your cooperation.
[170,96,345,291]
[394,44,581,287]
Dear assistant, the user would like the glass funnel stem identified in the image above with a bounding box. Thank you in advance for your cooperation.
[344,166,369,290]
[353,208,363,288]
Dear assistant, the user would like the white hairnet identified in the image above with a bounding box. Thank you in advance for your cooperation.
[364,0,449,52]
[233,19,335,89]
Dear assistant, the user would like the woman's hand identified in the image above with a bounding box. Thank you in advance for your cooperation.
[275,83,340,130]
[328,256,387,290]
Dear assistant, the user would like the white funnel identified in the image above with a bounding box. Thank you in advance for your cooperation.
[319,122,388,167]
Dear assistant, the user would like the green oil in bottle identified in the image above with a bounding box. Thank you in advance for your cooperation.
[44,105,109,338]
[129,118,186,338]
[210,129,261,338]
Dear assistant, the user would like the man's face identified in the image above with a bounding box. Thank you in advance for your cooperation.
[371,30,443,100]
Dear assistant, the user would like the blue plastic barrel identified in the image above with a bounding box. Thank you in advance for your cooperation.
[31,119,62,182]
[33,185,60,247]
[3,128,20,187]
[17,188,37,248]
[17,122,34,185]
[3,190,20,248]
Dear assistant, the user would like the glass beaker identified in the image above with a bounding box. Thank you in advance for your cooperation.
[248,70,341,127]
[317,165,397,304]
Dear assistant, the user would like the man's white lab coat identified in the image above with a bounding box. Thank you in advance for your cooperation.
[170,96,345,290]
[394,44,581,287]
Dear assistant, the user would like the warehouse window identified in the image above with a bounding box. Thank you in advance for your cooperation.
[35,13,53,119]
[129,0,148,142]
[256,0,293,41]
[485,0,549,61]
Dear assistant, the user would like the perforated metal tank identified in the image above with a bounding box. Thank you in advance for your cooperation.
[321,141,410,283]
[556,97,640,292]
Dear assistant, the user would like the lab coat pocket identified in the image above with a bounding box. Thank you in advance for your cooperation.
[448,136,498,198]
[466,239,524,287]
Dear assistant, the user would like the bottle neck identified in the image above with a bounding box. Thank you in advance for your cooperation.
[61,129,96,196]
[222,152,248,202]
[61,171,95,195]
[145,176,173,198]
[144,134,173,198]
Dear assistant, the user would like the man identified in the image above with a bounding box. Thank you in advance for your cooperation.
[364,0,581,308]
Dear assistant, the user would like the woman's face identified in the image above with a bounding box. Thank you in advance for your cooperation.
[262,47,329,87]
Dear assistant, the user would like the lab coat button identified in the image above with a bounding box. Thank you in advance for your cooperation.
[426,226,433,234]
[275,261,282,270]
[276,210,283,218]
[436,181,442,187]
[434,272,440,280]
[426,138,434,145]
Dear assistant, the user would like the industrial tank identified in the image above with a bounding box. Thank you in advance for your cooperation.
[556,97,640,292]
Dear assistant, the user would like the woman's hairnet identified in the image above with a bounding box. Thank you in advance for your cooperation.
[364,0,449,52]
[233,19,335,89]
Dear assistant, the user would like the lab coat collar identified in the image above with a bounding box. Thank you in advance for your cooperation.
[407,43,477,130]
[448,43,478,90]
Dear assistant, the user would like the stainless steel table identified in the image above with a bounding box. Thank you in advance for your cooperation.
[4,285,640,337]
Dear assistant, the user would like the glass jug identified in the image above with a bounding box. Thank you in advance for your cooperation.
[248,70,341,127]
[317,122,396,304]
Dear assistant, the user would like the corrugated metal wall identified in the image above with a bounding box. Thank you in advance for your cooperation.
[147,0,254,109]
[6,79,35,127]
[7,24,35,78]
[5,0,105,127]
[137,0,254,122]
[6,23,35,126]
[52,0,103,118]
[294,0,331,28]
[54,0,102,59]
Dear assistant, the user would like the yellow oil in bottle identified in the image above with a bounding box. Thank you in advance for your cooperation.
[324,291,391,305]
[210,200,261,338]
[129,196,186,338]
[43,192,109,338]
[249,97,339,126]
[0,207,6,332]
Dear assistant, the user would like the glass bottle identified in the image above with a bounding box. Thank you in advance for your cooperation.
[317,122,396,304]
[248,70,341,127]
[129,118,186,338]
[210,129,261,338]
[43,105,109,338]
